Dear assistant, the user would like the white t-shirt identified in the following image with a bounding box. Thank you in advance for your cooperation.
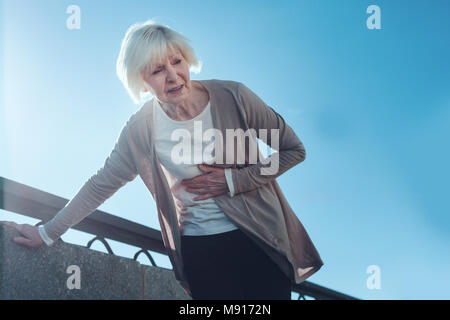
[153,98,239,236]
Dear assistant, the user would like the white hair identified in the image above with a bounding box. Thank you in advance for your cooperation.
[116,19,202,104]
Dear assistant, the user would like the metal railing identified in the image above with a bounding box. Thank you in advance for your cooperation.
[0,176,359,300]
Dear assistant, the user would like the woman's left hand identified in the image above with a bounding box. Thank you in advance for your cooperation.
[181,164,229,201]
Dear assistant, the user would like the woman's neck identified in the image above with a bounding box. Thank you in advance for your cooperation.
[159,81,210,121]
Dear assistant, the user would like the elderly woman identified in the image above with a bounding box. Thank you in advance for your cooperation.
[3,20,323,300]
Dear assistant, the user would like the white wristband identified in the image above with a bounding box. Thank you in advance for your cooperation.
[38,225,55,246]
[224,168,236,197]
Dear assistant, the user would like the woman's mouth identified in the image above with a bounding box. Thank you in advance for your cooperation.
[168,84,184,94]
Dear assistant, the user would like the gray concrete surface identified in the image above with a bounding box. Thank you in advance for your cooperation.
[0,224,191,300]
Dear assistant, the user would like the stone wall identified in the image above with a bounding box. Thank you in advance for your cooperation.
[0,224,191,300]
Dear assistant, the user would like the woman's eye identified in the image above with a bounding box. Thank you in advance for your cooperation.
[151,60,180,74]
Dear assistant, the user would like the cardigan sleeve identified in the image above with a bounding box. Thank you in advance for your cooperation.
[40,118,139,245]
[229,82,306,196]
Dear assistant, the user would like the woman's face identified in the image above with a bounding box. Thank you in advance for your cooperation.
[141,48,192,105]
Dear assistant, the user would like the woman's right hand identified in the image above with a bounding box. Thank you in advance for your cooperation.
[1,221,45,248]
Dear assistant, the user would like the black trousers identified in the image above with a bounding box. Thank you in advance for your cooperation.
[181,228,292,300]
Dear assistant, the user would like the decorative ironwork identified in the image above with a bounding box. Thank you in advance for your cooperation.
[297,291,307,300]
[86,236,115,255]
[133,249,157,267]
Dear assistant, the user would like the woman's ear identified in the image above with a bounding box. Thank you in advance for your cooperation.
[142,81,152,93]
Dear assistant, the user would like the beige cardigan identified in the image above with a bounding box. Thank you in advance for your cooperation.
[42,79,324,294]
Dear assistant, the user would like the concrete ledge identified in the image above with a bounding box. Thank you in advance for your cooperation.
[0,224,191,300]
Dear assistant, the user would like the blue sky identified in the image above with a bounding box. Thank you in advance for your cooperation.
[1,0,449,300]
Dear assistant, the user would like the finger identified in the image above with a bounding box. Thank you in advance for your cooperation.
[180,177,193,185]
[186,187,208,194]
[13,236,34,247]
[181,176,204,185]
[182,167,216,184]
[181,169,214,185]
[182,178,208,188]
[193,194,213,201]
[198,164,215,172]
[185,184,206,190]
[175,201,185,211]
[175,199,183,207]
[2,221,19,229]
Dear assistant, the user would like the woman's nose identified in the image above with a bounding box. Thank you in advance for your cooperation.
[166,65,178,81]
